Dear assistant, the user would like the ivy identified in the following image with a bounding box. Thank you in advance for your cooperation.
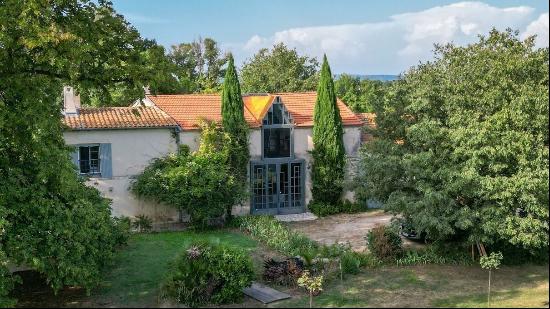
[131,122,246,228]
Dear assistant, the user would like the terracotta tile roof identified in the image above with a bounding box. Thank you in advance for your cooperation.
[146,94,260,130]
[64,106,178,130]
[356,112,377,143]
[147,92,363,130]
[273,92,364,127]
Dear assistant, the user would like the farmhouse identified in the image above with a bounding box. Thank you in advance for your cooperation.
[62,86,367,222]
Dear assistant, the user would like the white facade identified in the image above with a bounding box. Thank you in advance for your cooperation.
[64,124,363,222]
[64,128,181,221]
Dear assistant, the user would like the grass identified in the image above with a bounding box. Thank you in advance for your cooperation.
[89,230,259,307]
[274,264,549,308]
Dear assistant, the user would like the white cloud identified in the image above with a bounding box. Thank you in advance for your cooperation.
[522,13,549,48]
[236,1,548,74]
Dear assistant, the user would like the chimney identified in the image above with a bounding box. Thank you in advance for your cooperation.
[144,85,151,95]
[63,86,81,115]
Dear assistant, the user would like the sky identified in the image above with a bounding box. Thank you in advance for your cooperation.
[112,0,549,75]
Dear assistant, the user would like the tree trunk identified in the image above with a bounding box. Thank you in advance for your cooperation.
[310,290,313,308]
[488,269,491,308]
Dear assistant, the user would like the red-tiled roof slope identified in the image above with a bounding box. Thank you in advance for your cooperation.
[274,92,363,127]
[64,106,178,130]
[147,92,363,130]
[146,94,260,130]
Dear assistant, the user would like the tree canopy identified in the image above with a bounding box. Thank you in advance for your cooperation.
[334,74,390,113]
[356,29,549,251]
[240,43,319,93]
[0,0,154,302]
[311,55,346,205]
[168,37,228,93]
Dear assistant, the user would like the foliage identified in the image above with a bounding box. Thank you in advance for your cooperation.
[234,215,374,278]
[263,257,304,286]
[480,251,503,308]
[487,240,549,265]
[221,54,250,217]
[340,251,363,275]
[160,241,254,307]
[131,122,244,228]
[308,199,367,217]
[132,215,153,233]
[308,201,341,217]
[297,270,324,308]
[240,43,319,93]
[311,55,346,204]
[334,74,390,112]
[366,225,403,261]
[0,0,146,297]
[356,29,549,251]
[480,252,503,271]
[234,215,319,257]
[396,245,473,266]
[167,37,228,93]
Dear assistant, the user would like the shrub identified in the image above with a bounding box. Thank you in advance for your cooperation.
[132,121,246,228]
[340,251,362,275]
[263,257,304,286]
[234,215,319,257]
[340,199,366,214]
[308,200,368,217]
[132,214,152,233]
[161,241,254,307]
[112,216,132,245]
[396,245,473,266]
[366,225,403,261]
[308,201,340,217]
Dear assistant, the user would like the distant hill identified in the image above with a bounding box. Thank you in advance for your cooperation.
[335,74,399,82]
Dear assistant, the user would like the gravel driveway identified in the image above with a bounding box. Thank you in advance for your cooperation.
[285,210,394,252]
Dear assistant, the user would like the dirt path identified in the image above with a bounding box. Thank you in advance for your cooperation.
[285,211,394,252]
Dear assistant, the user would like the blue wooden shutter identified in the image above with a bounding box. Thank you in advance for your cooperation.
[70,146,79,172]
[99,143,112,178]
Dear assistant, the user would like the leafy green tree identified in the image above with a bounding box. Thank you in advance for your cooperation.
[480,252,503,308]
[168,37,228,93]
[334,74,389,113]
[221,54,249,216]
[357,29,549,252]
[240,43,319,93]
[0,0,153,300]
[311,55,346,205]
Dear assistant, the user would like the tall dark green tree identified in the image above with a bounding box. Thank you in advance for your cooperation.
[221,54,249,216]
[311,55,346,205]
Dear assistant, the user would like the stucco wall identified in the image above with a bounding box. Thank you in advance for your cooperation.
[293,126,362,205]
[64,128,180,222]
[64,128,177,177]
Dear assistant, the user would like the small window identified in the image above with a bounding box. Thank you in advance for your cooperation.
[79,145,100,175]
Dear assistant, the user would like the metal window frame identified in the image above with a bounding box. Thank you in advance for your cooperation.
[77,144,101,176]
[249,158,305,215]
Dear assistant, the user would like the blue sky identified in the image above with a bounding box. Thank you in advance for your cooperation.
[112,1,549,74]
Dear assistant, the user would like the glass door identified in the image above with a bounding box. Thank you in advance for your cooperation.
[251,160,304,215]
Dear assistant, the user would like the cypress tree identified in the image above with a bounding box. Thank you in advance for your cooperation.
[221,53,250,216]
[311,55,346,204]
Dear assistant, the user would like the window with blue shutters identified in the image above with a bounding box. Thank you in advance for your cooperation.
[70,143,112,178]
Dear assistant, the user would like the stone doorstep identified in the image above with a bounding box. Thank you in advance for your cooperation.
[243,282,292,304]
[274,212,318,222]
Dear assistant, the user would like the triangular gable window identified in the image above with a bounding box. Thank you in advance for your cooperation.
[263,97,292,125]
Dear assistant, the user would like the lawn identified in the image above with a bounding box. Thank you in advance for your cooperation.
[274,264,549,308]
[13,230,265,308]
[13,230,549,308]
